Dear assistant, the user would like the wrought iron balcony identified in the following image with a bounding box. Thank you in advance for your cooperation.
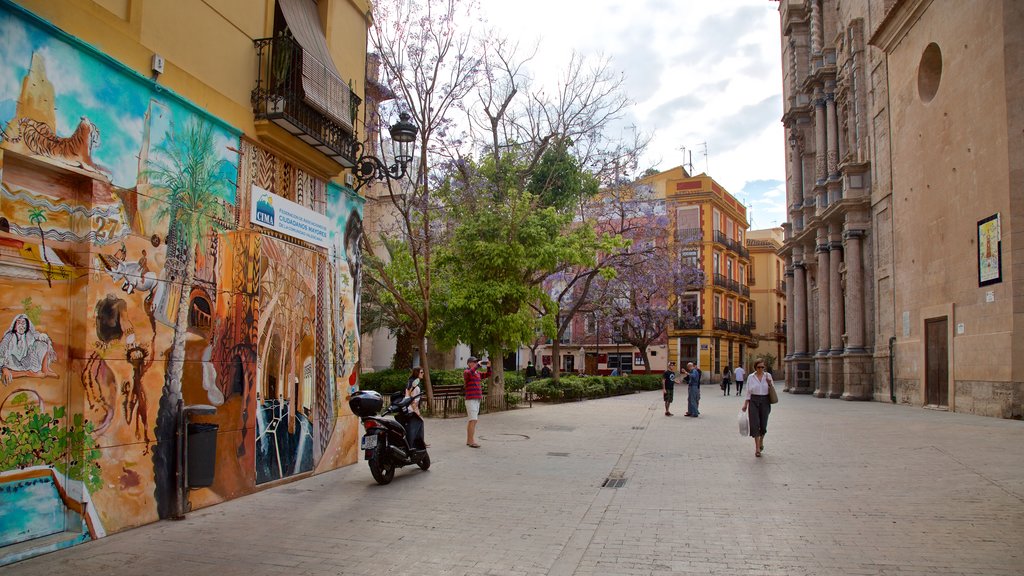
[252,36,361,166]
[676,227,702,243]
[774,322,787,338]
[713,273,743,295]
[739,284,750,297]
[713,317,754,336]
[713,230,749,258]
[675,315,703,330]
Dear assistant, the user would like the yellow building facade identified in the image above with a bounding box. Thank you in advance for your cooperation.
[0,0,375,564]
[746,228,787,377]
[638,168,752,382]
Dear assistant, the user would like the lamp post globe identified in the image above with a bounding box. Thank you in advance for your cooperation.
[389,112,417,167]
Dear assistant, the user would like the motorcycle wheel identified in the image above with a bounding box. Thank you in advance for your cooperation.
[417,451,431,471]
[369,443,395,485]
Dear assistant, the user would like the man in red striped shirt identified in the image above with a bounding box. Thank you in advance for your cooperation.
[463,356,491,448]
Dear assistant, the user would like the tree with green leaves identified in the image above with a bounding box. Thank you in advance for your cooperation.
[144,118,232,519]
[433,167,594,402]
[365,0,482,405]
[27,207,52,288]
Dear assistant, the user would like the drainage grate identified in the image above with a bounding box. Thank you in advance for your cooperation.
[631,426,645,430]
[602,477,627,488]
[547,452,570,457]
[542,425,575,432]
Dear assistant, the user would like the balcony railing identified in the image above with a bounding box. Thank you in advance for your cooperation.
[713,273,747,297]
[675,315,703,330]
[778,280,786,293]
[713,317,754,336]
[774,322,787,338]
[713,230,749,258]
[677,227,702,243]
[252,36,360,166]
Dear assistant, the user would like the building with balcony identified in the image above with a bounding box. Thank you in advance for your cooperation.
[776,0,1023,417]
[0,0,377,564]
[747,228,787,377]
[638,167,753,382]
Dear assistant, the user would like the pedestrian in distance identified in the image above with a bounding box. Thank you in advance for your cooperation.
[742,360,774,457]
[722,365,732,396]
[684,361,701,417]
[525,361,537,383]
[734,364,746,396]
[662,361,677,416]
[540,364,551,378]
[463,356,491,448]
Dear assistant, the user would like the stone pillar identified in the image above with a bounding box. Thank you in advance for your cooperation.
[843,229,867,354]
[826,87,839,179]
[814,233,831,398]
[829,232,845,355]
[784,262,796,393]
[814,90,828,186]
[785,262,795,355]
[790,130,804,205]
[792,253,809,358]
[788,248,813,394]
[829,227,845,399]
[809,0,822,55]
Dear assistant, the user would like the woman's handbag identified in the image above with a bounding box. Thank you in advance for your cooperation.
[768,383,779,404]
[738,411,750,437]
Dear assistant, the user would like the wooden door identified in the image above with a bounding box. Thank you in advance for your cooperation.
[925,317,949,407]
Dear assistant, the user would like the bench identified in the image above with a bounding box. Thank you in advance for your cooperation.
[427,385,465,418]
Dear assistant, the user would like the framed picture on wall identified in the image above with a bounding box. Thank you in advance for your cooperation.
[978,214,1002,286]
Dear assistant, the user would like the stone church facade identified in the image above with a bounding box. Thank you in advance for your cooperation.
[777,0,1023,418]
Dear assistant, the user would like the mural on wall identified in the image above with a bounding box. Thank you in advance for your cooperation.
[0,3,365,564]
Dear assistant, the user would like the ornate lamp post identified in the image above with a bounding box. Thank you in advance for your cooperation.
[351,112,419,191]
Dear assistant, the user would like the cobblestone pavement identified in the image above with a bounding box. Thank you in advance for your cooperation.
[8,388,1024,576]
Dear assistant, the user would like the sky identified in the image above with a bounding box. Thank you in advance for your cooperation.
[479,0,787,230]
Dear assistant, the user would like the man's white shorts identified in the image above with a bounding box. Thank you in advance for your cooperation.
[465,399,480,420]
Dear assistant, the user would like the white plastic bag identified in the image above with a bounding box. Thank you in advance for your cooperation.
[738,410,749,437]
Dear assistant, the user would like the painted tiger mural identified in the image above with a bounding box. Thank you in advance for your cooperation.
[5,116,108,176]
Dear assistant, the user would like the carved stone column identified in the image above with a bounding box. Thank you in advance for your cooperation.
[788,249,813,394]
[792,255,808,357]
[809,0,822,55]
[843,229,867,354]
[785,263,795,355]
[828,226,845,399]
[814,229,830,397]
[783,262,796,393]
[826,87,839,179]
[790,130,804,205]
[814,90,828,186]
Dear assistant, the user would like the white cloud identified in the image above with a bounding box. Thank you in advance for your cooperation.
[478,0,787,227]
[0,15,31,102]
[36,43,100,132]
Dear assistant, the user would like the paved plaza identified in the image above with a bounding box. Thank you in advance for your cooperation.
[8,388,1024,576]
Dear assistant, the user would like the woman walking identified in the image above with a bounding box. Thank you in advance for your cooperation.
[741,360,774,457]
[721,366,732,396]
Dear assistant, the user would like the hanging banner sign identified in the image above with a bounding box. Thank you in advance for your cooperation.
[250,184,330,248]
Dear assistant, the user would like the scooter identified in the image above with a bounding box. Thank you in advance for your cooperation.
[348,390,430,485]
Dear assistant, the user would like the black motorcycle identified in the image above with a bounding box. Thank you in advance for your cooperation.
[348,390,430,484]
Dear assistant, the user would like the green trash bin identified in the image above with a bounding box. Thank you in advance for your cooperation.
[187,422,218,488]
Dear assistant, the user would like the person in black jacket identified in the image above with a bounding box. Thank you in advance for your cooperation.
[525,361,538,382]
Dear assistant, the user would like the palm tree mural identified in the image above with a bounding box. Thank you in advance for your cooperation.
[144,118,232,518]
[27,207,52,288]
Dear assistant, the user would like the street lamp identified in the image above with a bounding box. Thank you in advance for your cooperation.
[351,112,419,191]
